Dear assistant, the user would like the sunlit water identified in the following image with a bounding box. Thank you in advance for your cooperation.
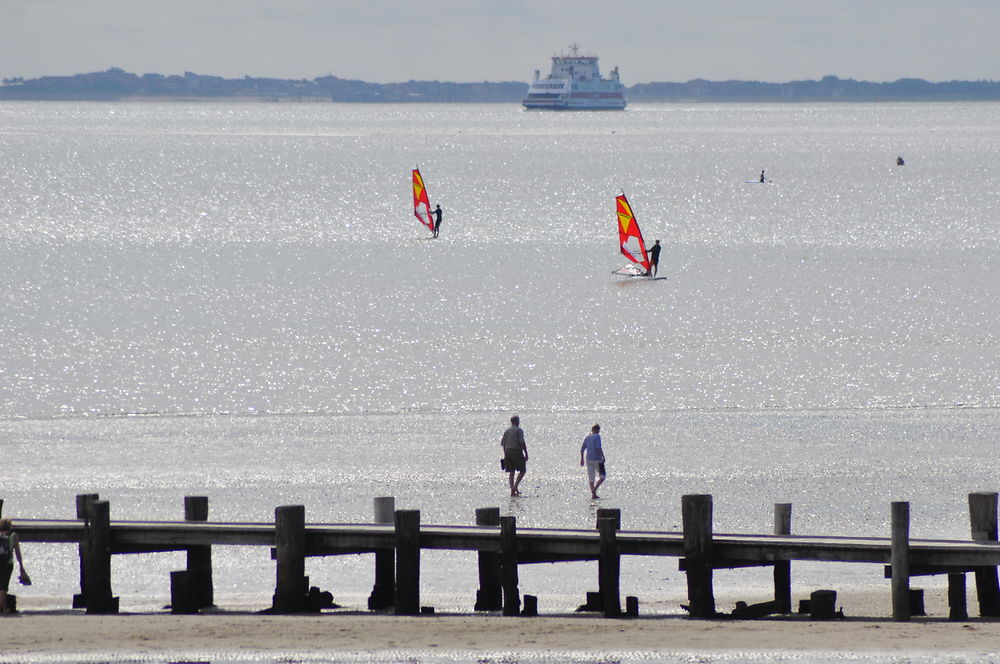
[1,101,999,661]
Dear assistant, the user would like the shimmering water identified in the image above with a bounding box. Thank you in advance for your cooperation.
[1,102,999,656]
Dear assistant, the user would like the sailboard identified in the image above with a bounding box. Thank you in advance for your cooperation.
[412,168,434,233]
[612,193,652,277]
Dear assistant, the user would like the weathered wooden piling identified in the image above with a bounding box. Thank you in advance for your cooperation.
[598,512,621,618]
[773,503,792,613]
[394,509,421,615]
[72,493,100,609]
[272,505,307,613]
[82,499,119,614]
[500,515,520,616]
[891,501,911,621]
[368,497,396,610]
[948,572,968,620]
[969,492,1000,616]
[184,496,213,609]
[474,507,502,611]
[682,494,715,618]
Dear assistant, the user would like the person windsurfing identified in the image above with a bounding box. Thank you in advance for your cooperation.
[759,170,766,183]
[432,204,442,238]
[646,240,661,277]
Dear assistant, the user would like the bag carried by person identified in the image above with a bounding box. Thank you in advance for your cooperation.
[500,457,507,471]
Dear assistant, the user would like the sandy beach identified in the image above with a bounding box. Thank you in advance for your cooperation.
[3,611,1000,660]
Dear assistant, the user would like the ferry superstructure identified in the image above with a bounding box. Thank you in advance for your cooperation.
[522,45,627,110]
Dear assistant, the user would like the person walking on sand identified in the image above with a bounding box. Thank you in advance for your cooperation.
[432,204,442,238]
[501,415,528,496]
[1,518,31,614]
[580,424,606,499]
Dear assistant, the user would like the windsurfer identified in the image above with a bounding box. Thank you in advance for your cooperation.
[501,415,528,496]
[432,205,442,238]
[760,170,766,183]
[579,424,606,499]
[897,156,905,166]
[646,240,661,277]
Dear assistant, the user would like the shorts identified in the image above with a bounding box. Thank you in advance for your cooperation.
[503,447,526,473]
[0,563,13,592]
[586,460,606,483]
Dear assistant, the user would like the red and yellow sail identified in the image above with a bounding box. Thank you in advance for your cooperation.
[616,194,650,273]
[412,168,433,232]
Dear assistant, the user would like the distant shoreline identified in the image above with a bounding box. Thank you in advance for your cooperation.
[4,68,1000,103]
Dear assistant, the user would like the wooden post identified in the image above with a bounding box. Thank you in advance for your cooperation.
[0,498,4,517]
[891,501,911,621]
[73,493,99,609]
[83,500,118,614]
[368,497,396,610]
[773,503,792,613]
[596,507,621,530]
[969,492,1000,616]
[394,509,420,615]
[474,507,502,611]
[948,573,968,621]
[681,494,715,618]
[598,516,621,618]
[272,505,306,613]
[500,515,520,616]
[184,496,213,609]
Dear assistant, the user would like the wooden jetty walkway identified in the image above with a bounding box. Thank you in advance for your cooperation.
[4,493,1000,622]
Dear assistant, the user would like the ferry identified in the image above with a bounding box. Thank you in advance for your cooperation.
[522,45,627,111]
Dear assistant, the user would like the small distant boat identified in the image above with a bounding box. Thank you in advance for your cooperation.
[412,168,434,234]
[522,44,627,111]
[612,193,652,277]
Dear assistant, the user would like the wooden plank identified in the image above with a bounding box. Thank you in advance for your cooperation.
[773,503,792,613]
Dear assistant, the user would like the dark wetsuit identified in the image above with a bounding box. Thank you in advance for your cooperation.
[648,242,661,276]
[432,206,442,237]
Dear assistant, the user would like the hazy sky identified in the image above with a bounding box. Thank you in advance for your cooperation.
[2,1,998,84]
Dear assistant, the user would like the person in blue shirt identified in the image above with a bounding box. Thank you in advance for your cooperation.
[579,424,606,499]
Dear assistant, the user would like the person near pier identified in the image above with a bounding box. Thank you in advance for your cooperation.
[580,424,606,499]
[646,240,662,277]
[432,204,442,238]
[501,415,528,496]
[1,518,31,614]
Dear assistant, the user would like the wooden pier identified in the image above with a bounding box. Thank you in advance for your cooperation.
[5,492,1000,621]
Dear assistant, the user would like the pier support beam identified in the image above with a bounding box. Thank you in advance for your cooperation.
[368,497,396,610]
[272,505,307,613]
[394,509,421,615]
[72,493,100,609]
[83,500,119,614]
[948,573,968,621]
[773,503,792,613]
[682,494,716,618]
[891,501,911,621]
[184,496,213,609]
[474,507,502,611]
[969,492,1000,616]
[598,515,621,618]
[500,515,520,616]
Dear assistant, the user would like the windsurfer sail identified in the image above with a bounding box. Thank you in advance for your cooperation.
[412,168,434,233]
[613,193,651,276]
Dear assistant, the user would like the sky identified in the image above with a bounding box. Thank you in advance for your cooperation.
[2,0,998,85]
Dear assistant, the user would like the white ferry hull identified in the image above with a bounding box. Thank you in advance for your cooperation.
[522,46,627,111]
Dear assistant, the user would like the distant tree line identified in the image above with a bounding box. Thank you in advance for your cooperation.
[3,68,1000,102]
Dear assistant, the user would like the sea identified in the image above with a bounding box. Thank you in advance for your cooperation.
[1,100,999,663]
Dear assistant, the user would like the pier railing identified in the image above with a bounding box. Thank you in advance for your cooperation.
[4,493,1000,621]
